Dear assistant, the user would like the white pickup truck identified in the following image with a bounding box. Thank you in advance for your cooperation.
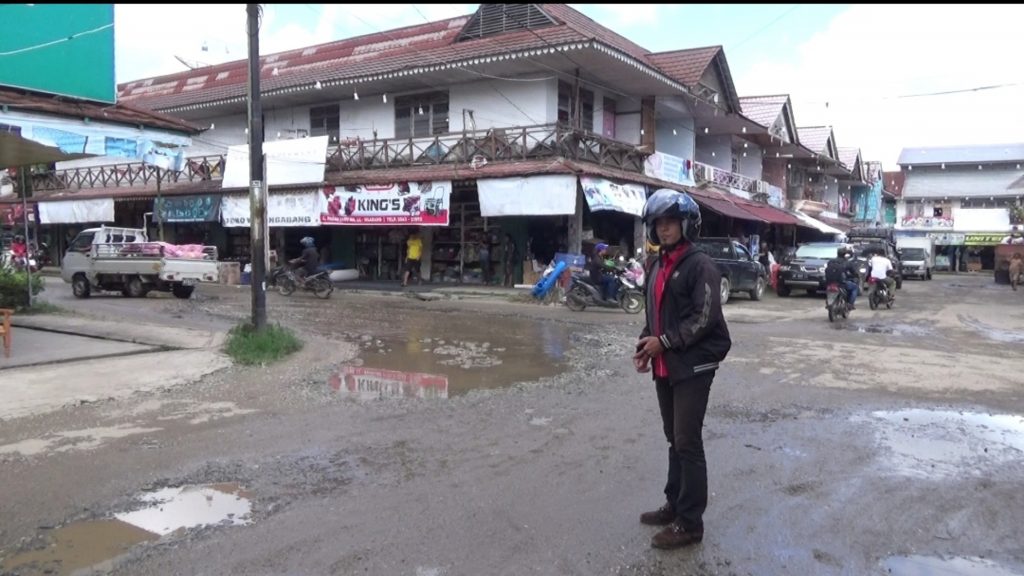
[61,226,219,299]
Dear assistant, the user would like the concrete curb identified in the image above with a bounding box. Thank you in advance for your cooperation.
[10,314,226,350]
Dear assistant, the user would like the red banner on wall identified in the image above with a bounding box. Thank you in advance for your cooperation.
[0,202,35,227]
[319,181,451,226]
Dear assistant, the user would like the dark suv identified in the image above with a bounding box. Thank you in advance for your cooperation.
[776,242,850,296]
[694,237,767,304]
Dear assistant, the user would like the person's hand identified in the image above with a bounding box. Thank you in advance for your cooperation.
[633,352,651,373]
[636,336,666,359]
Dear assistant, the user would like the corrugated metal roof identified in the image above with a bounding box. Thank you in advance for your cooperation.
[883,171,905,197]
[0,86,202,134]
[117,4,695,113]
[838,147,861,171]
[897,143,1024,166]
[901,166,1023,198]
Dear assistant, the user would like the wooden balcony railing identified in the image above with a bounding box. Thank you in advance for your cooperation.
[31,124,649,193]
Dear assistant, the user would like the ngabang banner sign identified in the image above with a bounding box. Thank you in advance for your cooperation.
[319,181,451,226]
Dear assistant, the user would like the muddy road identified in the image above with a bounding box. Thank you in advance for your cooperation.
[2,275,1023,575]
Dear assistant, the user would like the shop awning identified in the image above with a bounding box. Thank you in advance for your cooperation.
[732,200,803,226]
[38,198,114,224]
[817,215,852,232]
[794,211,844,235]
[478,174,577,217]
[691,191,767,222]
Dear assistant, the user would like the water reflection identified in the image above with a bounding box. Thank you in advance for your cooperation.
[329,366,449,400]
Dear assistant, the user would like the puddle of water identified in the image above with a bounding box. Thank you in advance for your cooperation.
[883,555,1023,576]
[114,482,253,536]
[853,409,1024,478]
[332,321,571,398]
[958,315,1024,343]
[836,323,932,337]
[1,483,253,576]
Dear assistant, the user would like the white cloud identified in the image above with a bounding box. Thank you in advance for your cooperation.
[115,4,477,84]
[737,4,1024,169]
[579,4,661,27]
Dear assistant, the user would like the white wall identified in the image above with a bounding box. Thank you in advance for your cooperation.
[735,141,762,180]
[338,97,394,140]
[449,78,555,132]
[954,206,1011,232]
[695,135,731,171]
[655,116,694,161]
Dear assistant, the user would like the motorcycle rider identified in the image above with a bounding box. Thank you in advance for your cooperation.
[824,246,861,309]
[10,234,29,270]
[588,242,620,302]
[291,236,320,283]
[868,249,896,299]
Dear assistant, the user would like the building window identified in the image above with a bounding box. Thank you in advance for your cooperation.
[310,105,340,144]
[395,92,449,139]
[558,81,594,131]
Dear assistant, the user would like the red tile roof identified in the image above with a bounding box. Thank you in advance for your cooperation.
[738,95,788,129]
[883,171,905,197]
[647,46,721,87]
[0,86,202,134]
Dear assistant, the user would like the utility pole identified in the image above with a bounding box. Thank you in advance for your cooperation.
[155,167,164,241]
[19,167,33,308]
[247,3,267,329]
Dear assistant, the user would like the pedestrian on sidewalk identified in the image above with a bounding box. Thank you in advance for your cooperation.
[633,188,732,550]
[402,230,423,287]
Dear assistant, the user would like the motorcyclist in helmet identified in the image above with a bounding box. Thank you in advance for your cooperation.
[290,236,320,282]
[825,245,861,309]
[10,234,29,269]
[633,188,732,550]
[588,242,619,301]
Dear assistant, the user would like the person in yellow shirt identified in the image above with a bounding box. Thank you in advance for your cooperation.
[402,230,423,287]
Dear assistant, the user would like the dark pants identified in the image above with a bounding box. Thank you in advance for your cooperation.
[600,274,618,301]
[655,373,714,532]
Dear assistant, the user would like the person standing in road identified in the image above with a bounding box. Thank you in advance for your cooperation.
[402,230,423,287]
[502,234,519,287]
[1009,252,1023,291]
[633,188,732,550]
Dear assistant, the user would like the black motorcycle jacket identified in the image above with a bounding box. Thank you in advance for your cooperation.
[640,245,732,382]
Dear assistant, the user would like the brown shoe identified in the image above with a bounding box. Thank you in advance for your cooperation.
[651,521,703,550]
[639,503,675,526]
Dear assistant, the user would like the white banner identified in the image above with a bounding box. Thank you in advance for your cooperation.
[477,174,577,217]
[38,198,114,224]
[580,176,647,217]
[644,151,695,187]
[221,192,321,227]
[320,182,451,226]
[222,136,329,189]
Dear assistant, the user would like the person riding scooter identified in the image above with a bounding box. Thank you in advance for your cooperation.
[290,236,321,284]
[588,243,620,302]
[868,249,896,300]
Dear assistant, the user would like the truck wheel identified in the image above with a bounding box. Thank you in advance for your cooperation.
[720,277,731,305]
[125,276,147,298]
[72,274,91,299]
[749,277,766,301]
[172,285,195,299]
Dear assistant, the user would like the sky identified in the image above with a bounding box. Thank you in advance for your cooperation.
[112,3,1024,171]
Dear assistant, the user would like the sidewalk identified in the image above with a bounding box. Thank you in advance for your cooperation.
[0,314,230,420]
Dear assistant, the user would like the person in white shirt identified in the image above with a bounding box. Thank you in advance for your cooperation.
[869,251,896,297]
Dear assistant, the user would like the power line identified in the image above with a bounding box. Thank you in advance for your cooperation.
[0,23,114,57]
[730,5,801,52]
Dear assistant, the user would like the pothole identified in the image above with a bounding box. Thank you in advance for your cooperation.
[329,323,572,399]
[853,409,1024,478]
[835,323,933,336]
[2,483,253,576]
[958,315,1024,343]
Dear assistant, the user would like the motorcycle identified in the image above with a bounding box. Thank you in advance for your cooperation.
[825,282,851,323]
[1,250,38,273]
[274,263,334,299]
[868,276,895,310]
[564,267,644,314]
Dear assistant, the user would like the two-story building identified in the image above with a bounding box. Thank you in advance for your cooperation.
[896,143,1024,271]
[32,3,824,284]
